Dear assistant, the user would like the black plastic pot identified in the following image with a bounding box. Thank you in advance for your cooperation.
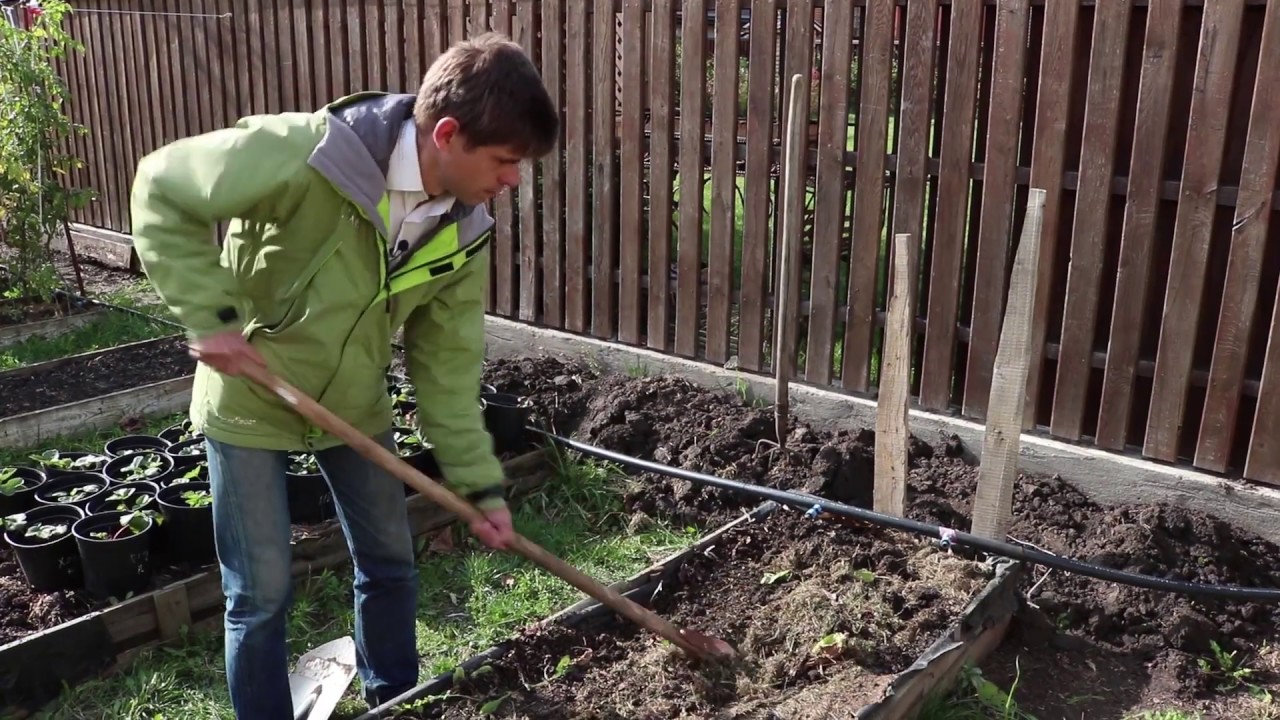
[164,437,207,469]
[480,392,532,455]
[73,510,155,599]
[0,465,45,518]
[286,453,335,524]
[158,459,209,487]
[30,451,110,479]
[103,450,174,486]
[159,419,201,445]
[157,481,216,567]
[3,503,85,592]
[85,481,158,516]
[481,382,496,396]
[33,473,109,511]
[103,434,169,459]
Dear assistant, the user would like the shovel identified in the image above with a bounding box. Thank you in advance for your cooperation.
[240,363,737,664]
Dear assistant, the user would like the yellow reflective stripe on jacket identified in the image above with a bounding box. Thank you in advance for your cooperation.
[376,223,491,301]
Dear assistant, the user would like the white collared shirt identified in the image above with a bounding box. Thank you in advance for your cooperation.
[385,120,456,257]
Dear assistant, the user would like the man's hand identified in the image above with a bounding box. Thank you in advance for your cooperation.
[468,506,515,550]
[189,329,268,377]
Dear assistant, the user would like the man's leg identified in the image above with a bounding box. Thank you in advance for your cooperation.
[315,430,419,706]
[206,437,295,720]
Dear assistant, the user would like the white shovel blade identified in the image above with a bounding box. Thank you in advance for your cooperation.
[289,636,358,720]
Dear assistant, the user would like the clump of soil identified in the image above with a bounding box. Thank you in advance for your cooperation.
[482,355,601,434]
[0,336,194,417]
[394,510,991,719]
[0,547,90,645]
[905,448,1280,696]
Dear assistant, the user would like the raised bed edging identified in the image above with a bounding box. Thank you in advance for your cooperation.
[0,449,548,714]
[0,375,195,449]
[482,316,1280,546]
[357,501,1023,719]
[0,308,107,350]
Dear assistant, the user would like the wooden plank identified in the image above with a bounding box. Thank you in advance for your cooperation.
[1022,0,1081,427]
[971,189,1044,540]
[646,0,678,351]
[151,585,193,642]
[920,0,984,411]
[705,0,742,364]
[0,606,115,711]
[403,0,422,85]
[311,0,332,107]
[1144,1,1244,463]
[59,225,135,270]
[777,0,814,369]
[470,0,489,37]
[0,376,194,450]
[86,2,120,230]
[735,0,780,370]
[1202,3,1280,472]
[874,234,914,517]
[448,0,466,46]
[618,0,647,343]
[1051,0,1132,440]
[112,0,143,182]
[888,0,938,291]
[842,0,894,392]
[491,0,516,318]
[0,334,183,383]
[564,0,590,332]
[541,0,565,328]
[0,309,107,350]
[804,0,854,385]
[675,0,708,357]
[962,0,1031,420]
[517,0,541,324]
[1097,0,1182,449]
[592,0,619,340]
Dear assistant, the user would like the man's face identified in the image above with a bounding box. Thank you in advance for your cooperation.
[424,118,523,206]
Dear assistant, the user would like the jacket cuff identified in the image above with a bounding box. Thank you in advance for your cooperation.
[466,485,507,512]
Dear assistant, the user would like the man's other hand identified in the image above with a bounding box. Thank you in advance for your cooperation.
[469,506,515,550]
[189,329,268,377]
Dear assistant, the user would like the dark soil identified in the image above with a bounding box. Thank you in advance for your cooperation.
[0,296,85,327]
[0,546,90,646]
[0,336,194,417]
[391,510,991,719]
[476,354,1280,709]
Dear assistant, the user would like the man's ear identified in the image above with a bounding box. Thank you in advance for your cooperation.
[432,117,461,150]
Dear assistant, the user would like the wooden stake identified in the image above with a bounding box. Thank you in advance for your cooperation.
[875,233,915,516]
[971,188,1046,540]
[774,73,806,448]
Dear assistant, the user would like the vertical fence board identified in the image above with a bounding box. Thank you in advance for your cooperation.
[1051,0,1131,440]
[1022,0,1080,427]
[842,0,894,392]
[489,1,516,317]
[1145,1,1244,463]
[618,0,647,342]
[779,0,814,374]
[291,0,313,110]
[1098,0,1182,450]
[736,0,779,370]
[592,3,619,339]
[114,0,143,183]
[962,0,1030,420]
[541,0,565,327]
[805,0,853,386]
[646,0,678,352]
[448,0,466,46]
[517,0,541,323]
[564,0,589,332]
[889,0,937,292]
[1200,3,1280,472]
[705,0,741,364]
[423,0,443,61]
[675,0,708,357]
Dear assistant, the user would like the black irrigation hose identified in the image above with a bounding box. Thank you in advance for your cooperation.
[532,428,1280,603]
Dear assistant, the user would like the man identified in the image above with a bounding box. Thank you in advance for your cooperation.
[129,33,558,718]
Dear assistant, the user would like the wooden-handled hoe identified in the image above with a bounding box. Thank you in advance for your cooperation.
[241,364,738,664]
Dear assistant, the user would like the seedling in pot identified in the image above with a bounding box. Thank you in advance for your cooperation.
[3,513,70,542]
[394,428,427,457]
[119,453,166,482]
[0,468,25,496]
[289,452,320,476]
[181,488,212,508]
[168,463,207,485]
[88,509,161,541]
[100,488,155,514]
[49,482,103,504]
[30,449,107,473]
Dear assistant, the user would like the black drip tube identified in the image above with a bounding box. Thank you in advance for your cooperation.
[532,428,1280,603]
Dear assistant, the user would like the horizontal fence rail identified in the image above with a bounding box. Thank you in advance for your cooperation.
[45,0,1280,486]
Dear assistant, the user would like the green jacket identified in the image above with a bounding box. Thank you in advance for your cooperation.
[129,92,507,508]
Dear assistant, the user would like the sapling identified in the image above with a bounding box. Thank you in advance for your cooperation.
[169,464,205,484]
[102,488,154,513]
[90,509,160,541]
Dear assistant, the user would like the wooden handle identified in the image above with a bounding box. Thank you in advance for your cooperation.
[238,363,708,659]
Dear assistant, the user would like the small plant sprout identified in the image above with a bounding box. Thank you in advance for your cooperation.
[289,453,319,475]
[31,450,106,471]
[395,429,425,457]
[171,463,206,484]
[1198,639,1258,692]
[105,490,154,513]
[181,488,212,508]
[121,453,165,481]
[94,510,162,541]
[1,512,26,533]
[0,468,25,496]
[173,444,203,456]
[4,514,69,542]
[50,482,102,503]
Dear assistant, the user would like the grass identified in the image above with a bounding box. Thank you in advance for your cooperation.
[33,446,703,719]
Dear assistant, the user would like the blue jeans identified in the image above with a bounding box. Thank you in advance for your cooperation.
[206,430,419,719]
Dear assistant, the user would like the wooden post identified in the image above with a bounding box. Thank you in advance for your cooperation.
[774,73,806,448]
[971,189,1046,539]
[875,233,915,516]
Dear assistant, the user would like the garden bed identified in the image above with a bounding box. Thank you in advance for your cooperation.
[365,501,1005,718]
[468,354,1280,718]
[0,334,193,418]
[0,304,104,350]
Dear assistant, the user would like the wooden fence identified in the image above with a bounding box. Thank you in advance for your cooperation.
[46,0,1280,486]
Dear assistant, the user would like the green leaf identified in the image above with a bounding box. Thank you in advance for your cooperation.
[479,693,509,715]
[760,569,792,585]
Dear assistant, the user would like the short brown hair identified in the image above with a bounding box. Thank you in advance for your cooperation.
[414,32,558,158]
